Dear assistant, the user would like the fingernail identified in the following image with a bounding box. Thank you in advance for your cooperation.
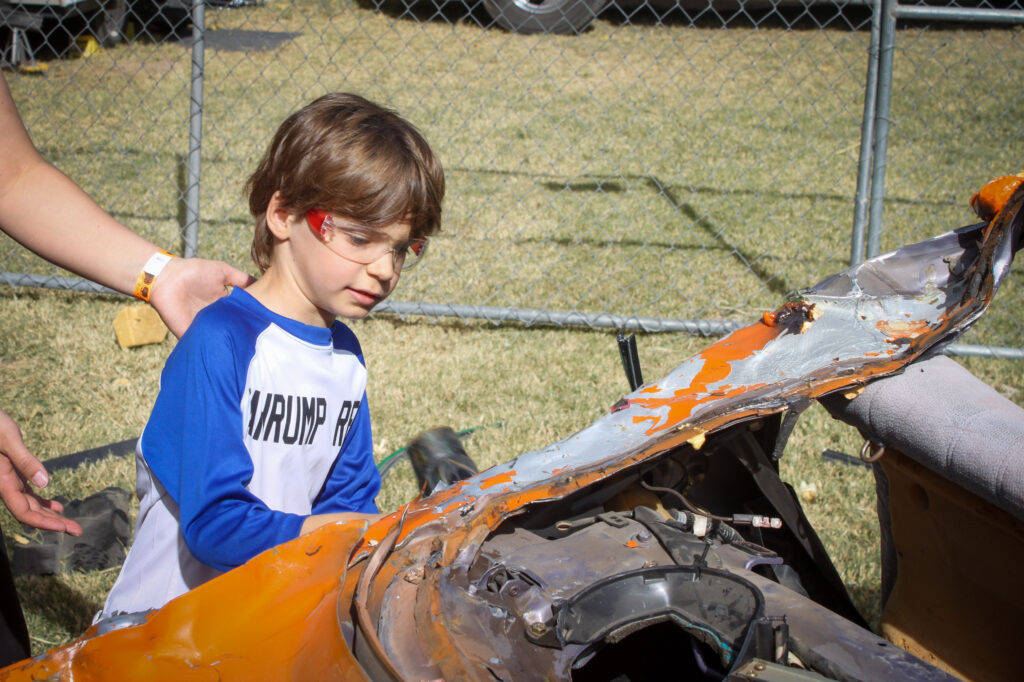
[31,471,48,487]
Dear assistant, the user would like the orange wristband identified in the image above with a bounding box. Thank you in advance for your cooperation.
[133,250,174,302]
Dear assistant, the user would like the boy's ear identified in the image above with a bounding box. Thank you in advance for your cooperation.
[265,191,295,240]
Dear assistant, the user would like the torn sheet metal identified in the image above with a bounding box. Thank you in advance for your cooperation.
[350,188,1021,681]
[2,181,1020,681]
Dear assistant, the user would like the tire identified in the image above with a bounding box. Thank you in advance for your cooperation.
[482,0,610,34]
[93,0,128,46]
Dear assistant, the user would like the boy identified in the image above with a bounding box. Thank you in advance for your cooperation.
[101,93,445,618]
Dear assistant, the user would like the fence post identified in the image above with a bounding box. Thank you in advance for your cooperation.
[850,0,883,266]
[184,0,206,258]
[866,0,898,260]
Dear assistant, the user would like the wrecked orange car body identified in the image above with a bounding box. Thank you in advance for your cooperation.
[3,178,1022,681]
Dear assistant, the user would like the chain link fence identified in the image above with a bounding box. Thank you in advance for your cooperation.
[3,0,1023,354]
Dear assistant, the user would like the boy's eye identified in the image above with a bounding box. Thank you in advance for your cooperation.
[340,230,374,248]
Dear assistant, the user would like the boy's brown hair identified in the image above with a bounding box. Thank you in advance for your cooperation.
[245,93,445,273]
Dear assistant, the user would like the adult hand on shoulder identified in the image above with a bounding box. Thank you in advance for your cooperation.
[148,257,254,338]
[0,409,82,535]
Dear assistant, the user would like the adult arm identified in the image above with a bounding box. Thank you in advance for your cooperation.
[0,75,251,532]
[0,74,253,337]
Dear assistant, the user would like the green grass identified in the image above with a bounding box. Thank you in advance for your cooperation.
[1,0,1023,658]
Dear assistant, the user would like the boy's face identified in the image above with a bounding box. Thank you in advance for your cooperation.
[279,209,412,324]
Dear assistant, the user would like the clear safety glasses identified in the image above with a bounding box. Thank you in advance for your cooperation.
[306,209,427,270]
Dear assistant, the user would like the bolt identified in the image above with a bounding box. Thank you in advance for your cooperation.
[754,662,766,671]
[636,530,652,542]
[528,622,549,637]
[506,585,520,597]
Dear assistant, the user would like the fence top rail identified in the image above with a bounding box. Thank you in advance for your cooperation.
[895,4,1024,24]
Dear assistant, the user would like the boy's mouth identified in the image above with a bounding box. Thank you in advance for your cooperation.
[348,287,383,306]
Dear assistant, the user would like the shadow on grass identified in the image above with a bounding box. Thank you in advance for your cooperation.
[659,183,793,295]
[16,574,104,642]
[533,170,816,294]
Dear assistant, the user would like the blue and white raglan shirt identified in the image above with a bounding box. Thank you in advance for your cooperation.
[102,288,380,617]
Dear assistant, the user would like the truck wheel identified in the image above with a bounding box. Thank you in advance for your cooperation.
[482,0,609,34]
[94,0,128,46]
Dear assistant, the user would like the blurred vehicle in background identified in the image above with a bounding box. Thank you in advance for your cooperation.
[482,0,606,33]
[478,0,824,36]
[480,0,1024,37]
[1,0,189,70]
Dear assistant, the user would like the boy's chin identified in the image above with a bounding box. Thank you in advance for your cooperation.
[335,301,381,321]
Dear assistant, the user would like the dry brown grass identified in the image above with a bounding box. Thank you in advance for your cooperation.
[1,0,1022,657]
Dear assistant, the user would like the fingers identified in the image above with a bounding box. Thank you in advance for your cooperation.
[12,499,83,536]
[150,258,253,338]
[221,262,256,289]
[0,408,48,487]
[0,408,82,535]
[0,472,82,536]
[38,496,64,513]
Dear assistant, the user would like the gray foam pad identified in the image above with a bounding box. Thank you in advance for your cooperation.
[821,355,1024,520]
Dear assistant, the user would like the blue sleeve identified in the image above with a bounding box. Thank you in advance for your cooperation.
[141,313,305,572]
[312,392,380,514]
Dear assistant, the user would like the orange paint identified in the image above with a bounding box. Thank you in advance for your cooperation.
[625,540,639,548]
[970,173,1024,221]
[441,499,467,515]
[480,470,517,489]
[0,520,377,681]
[628,321,777,435]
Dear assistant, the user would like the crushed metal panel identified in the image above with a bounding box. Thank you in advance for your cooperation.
[354,187,1021,680]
